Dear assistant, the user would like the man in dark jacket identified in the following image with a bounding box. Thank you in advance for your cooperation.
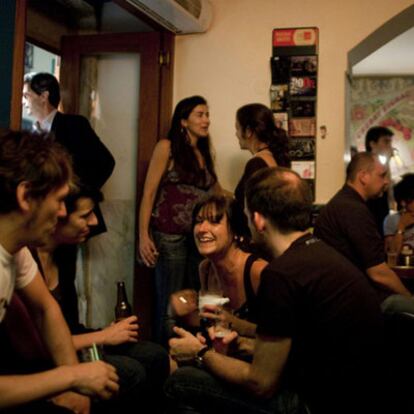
[23,72,115,235]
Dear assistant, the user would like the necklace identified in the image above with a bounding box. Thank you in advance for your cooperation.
[255,146,269,154]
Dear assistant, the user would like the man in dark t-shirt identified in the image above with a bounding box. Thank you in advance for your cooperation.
[257,237,383,413]
[165,167,385,414]
[314,152,413,308]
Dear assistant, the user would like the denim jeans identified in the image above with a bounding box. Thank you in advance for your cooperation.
[152,231,202,344]
[99,341,169,413]
[381,293,414,315]
[165,366,306,414]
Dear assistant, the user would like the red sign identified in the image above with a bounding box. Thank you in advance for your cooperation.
[273,28,318,47]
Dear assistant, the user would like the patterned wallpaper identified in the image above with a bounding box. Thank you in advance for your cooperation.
[350,76,414,179]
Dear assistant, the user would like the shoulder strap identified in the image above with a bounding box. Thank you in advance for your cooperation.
[243,254,259,303]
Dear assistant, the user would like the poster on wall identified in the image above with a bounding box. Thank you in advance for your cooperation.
[271,56,291,84]
[291,100,315,117]
[288,137,316,160]
[270,84,289,111]
[290,76,317,96]
[273,27,319,56]
[291,56,317,76]
[289,118,316,137]
[273,112,289,130]
[291,161,315,179]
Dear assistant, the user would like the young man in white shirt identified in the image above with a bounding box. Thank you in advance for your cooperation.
[0,129,118,413]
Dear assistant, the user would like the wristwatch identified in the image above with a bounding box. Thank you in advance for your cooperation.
[194,346,210,368]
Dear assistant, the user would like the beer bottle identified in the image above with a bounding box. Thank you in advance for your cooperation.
[115,281,132,321]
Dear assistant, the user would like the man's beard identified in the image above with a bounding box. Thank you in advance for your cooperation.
[25,212,54,247]
[251,231,274,260]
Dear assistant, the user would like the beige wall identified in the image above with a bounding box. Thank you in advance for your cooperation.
[173,0,413,203]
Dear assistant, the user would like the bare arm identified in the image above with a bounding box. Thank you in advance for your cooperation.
[1,274,119,407]
[0,362,119,408]
[367,262,411,296]
[169,327,290,398]
[204,334,291,398]
[19,272,78,366]
[138,139,171,266]
[230,317,257,338]
[72,316,139,350]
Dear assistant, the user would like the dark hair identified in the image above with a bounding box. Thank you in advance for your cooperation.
[168,95,217,185]
[393,174,414,210]
[236,103,290,167]
[24,72,61,108]
[65,184,103,215]
[365,126,393,152]
[0,129,73,214]
[192,195,250,249]
[245,167,312,233]
[346,152,376,182]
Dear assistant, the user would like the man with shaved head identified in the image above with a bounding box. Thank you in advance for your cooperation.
[315,152,414,313]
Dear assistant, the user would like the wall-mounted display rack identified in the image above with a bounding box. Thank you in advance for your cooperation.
[270,27,319,199]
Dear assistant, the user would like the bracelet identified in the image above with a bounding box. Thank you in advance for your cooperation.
[194,346,210,368]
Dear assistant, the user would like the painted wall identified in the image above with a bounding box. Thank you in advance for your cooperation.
[84,54,140,328]
[173,0,413,203]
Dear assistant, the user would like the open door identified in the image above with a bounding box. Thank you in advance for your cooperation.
[60,31,174,339]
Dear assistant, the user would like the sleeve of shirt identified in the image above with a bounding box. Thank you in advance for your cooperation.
[383,213,398,236]
[255,267,296,338]
[14,247,38,289]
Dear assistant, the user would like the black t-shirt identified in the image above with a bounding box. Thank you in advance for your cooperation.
[367,192,389,237]
[256,234,384,413]
[234,157,268,209]
[314,185,386,271]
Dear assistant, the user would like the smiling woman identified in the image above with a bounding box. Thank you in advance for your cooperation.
[169,195,268,340]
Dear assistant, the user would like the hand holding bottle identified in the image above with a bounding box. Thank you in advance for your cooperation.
[101,315,139,346]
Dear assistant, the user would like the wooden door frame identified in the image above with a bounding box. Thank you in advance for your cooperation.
[2,0,26,130]
[60,31,174,338]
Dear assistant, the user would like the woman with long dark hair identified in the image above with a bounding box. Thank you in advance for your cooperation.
[138,95,219,343]
[234,103,290,210]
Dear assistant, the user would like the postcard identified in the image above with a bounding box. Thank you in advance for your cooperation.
[289,118,316,137]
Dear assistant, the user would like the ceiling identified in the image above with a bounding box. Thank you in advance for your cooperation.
[353,26,414,76]
[28,0,153,32]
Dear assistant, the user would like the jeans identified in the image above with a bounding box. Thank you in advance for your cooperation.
[153,231,202,345]
[165,366,306,414]
[381,293,414,315]
[102,341,170,413]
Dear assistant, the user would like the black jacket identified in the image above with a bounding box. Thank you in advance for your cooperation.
[51,112,115,234]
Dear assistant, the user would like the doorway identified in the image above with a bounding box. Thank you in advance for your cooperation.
[59,31,172,337]
[345,4,414,173]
